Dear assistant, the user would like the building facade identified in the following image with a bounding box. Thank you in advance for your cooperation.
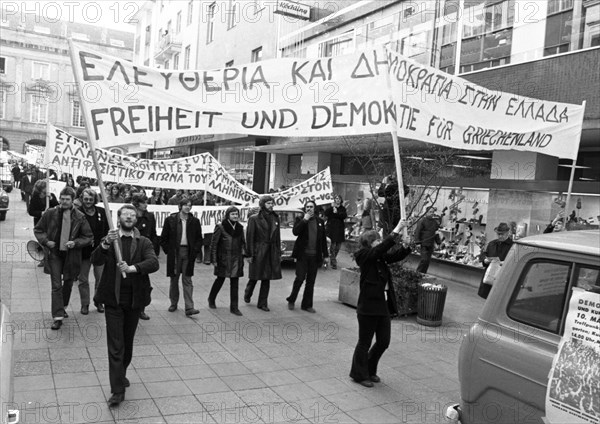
[0,9,134,155]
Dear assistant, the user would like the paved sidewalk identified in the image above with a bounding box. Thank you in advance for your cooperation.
[1,190,484,423]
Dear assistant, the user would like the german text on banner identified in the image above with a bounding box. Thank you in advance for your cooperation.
[545,288,600,424]
[69,41,390,145]
[386,50,584,160]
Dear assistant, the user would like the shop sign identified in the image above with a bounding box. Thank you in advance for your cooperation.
[274,0,311,20]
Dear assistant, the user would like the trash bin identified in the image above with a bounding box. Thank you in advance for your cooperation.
[417,282,448,327]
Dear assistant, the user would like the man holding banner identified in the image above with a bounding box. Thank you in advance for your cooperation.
[160,199,203,316]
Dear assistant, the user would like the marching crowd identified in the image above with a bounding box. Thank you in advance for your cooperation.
[17,163,414,406]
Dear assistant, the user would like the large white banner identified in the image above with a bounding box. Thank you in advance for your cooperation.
[69,42,584,159]
[387,51,584,160]
[45,125,332,208]
[546,288,600,424]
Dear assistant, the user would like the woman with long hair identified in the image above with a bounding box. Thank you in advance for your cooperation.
[106,184,125,203]
[28,180,58,226]
[208,206,246,316]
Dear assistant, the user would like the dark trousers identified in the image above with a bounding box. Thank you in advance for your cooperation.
[286,255,318,309]
[209,277,239,310]
[416,245,435,274]
[169,246,194,310]
[48,251,73,319]
[105,304,140,395]
[329,243,341,268]
[245,279,270,308]
[350,314,391,382]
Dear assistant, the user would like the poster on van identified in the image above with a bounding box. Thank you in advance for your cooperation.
[545,288,600,424]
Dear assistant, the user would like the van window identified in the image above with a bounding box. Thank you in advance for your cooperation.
[507,261,571,334]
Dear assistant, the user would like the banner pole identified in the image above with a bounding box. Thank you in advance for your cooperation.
[384,47,408,237]
[67,39,125,277]
[45,124,50,210]
[565,100,586,221]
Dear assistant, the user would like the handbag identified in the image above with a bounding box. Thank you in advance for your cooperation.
[482,259,501,286]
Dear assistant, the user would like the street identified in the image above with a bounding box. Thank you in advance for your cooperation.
[1,189,484,424]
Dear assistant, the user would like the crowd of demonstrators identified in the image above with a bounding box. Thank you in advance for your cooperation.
[160,198,203,317]
[208,206,246,316]
[34,186,93,330]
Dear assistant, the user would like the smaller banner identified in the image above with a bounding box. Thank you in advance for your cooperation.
[268,168,333,209]
[25,144,45,167]
[546,288,600,424]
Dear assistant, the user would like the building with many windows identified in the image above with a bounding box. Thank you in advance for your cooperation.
[0,9,133,154]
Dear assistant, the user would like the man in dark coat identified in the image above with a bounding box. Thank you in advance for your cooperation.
[20,168,37,207]
[414,206,441,274]
[324,194,347,269]
[286,200,329,313]
[378,175,410,237]
[132,193,159,320]
[160,198,202,316]
[209,206,246,316]
[244,195,282,311]
[77,188,109,315]
[478,222,514,299]
[92,204,159,407]
[11,162,21,188]
[34,186,93,329]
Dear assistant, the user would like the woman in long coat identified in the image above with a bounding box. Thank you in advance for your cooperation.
[325,194,347,269]
[209,206,246,316]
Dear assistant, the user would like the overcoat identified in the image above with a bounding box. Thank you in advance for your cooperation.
[160,213,203,277]
[246,210,282,280]
[210,221,246,278]
[324,205,347,243]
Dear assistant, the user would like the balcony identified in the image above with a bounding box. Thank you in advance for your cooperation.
[154,33,182,61]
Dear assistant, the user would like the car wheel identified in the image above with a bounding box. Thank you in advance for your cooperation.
[0,212,6,221]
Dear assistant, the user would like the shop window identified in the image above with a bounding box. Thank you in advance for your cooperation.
[507,261,571,334]
[288,155,302,174]
[544,10,573,56]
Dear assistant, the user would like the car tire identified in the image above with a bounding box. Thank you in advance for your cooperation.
[0,212,6,221]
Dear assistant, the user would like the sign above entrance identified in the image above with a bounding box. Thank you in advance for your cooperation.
[274,0,311,20]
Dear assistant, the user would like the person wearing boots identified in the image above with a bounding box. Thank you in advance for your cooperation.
[286,200,329,313]
[244,195,282,311]
[160,199,202,316]
[324,194,346,269]
[208,206,246,316]
[132,193,160,320]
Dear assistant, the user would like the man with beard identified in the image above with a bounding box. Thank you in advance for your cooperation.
[77,188,109,314]
[34,186,93,329]
[131,193,160,320]
[92,204,159,407]
[244,195,282,311]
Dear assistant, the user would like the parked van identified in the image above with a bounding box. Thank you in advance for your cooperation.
[448,230,600,424]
